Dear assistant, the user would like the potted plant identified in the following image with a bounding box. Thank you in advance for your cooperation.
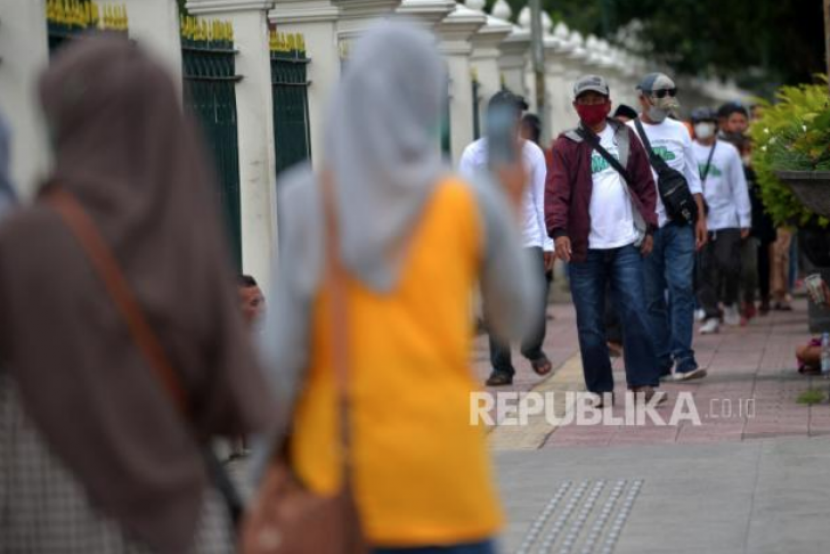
[750,80,830,332]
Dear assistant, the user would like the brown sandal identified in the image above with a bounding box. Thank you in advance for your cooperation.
[531,356,553,376]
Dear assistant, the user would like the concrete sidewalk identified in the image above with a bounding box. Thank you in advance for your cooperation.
[495,437,830,554]
[477,298,830,553]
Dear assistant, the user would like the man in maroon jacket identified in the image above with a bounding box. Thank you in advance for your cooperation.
[546,75,663,406]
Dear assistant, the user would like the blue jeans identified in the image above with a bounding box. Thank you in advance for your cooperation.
[643,223,698,375]
[569,244,659,392]
[374,540,496,554]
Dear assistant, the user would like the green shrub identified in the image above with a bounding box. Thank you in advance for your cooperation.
[749,78,830,227]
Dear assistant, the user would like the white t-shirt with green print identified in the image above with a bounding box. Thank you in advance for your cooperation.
[587,125,640,249]
[627,117,703,228]
[692,139,751,231]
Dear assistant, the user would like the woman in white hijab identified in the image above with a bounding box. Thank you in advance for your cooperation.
[258,20,541,553]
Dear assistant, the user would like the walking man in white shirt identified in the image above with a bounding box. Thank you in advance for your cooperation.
[629,73,708,382]
[460,91,554,386]
[690,108,752,333]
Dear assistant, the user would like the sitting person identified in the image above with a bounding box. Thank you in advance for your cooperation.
[796,275,830,374]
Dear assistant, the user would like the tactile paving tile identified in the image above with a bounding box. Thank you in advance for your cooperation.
[515,479,644,554]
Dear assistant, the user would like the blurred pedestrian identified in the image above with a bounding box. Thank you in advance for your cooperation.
[252,22,539,554]
[690,108,751,334]
[461,92,554,386]
[547,75,661,404]
[630,73,708,381]
[0,36,273,554]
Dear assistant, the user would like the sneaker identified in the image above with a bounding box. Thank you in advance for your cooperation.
[673,367,708,381]
[724,305,741,326]
[700,318,720,335]
[743,301,757,321]
[659,372,675,382]
[590,392,615,409]
[694,309,706,322]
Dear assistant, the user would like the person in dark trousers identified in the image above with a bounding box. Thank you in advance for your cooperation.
[629,73,708,382]
[690,108,751,334]
[460,92,554,386]
[547,75,663,405]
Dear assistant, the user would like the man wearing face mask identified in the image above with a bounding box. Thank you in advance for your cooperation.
[547,75,662,405]
[690,108,752,334]
[628,73,708,382]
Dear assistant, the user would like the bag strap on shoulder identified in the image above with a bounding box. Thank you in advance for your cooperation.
[701,141,718,184]
[576,126,632,186]
[634,118,670,172]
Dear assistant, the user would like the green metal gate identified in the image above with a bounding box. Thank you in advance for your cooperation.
[270,31,312,176]
[181,17,242,267]
[46,0,128,55]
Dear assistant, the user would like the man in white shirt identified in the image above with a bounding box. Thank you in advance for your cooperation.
[547,75,662,405]
[690,108,752,334]
[459,91,553,386]
[629,73,708,382]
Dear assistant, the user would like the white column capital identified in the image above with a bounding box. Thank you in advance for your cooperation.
[186,0,275,15]
[436,2,486,46]
[269,1,339,24]
[397,0,456,28]
[333,0,402,19]
[469,15,511,61]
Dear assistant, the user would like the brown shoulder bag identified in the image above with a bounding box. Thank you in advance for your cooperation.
[238,172,368,554]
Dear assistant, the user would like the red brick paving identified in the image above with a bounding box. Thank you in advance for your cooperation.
[487,298,830,448]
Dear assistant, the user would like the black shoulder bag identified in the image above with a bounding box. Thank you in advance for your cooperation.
[634,118,699,225]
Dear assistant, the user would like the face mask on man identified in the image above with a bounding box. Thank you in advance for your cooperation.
[694,122,716,140]
[645,94,678,124]
[575,102,611,127]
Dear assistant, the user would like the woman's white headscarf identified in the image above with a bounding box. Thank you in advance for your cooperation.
[325,19,446,291]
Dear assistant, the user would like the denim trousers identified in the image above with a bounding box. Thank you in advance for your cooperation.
[486,246,547,376]
[374,539,496,554]
[569,244,659,393]
[643,223,698,375]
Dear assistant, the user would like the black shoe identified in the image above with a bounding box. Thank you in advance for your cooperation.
[486,371,513,386]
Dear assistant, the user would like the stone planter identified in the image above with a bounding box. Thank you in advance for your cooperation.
[776,170,830,218]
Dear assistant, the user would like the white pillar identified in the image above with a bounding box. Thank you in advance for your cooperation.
[187,0,278,289]
[435,2,485,164]
[468,14,511,106]
[0,0,50,198]
[498,25,530,99]
[125,0,183,86]
[544,29,574,137]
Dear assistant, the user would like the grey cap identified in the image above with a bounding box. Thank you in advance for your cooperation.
[637,72,676,94]
[573,75,610,98]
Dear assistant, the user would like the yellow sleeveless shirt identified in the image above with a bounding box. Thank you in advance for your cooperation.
[289,177,503,547]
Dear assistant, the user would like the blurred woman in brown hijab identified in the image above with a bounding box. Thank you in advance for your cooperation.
[0,36,273,553]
